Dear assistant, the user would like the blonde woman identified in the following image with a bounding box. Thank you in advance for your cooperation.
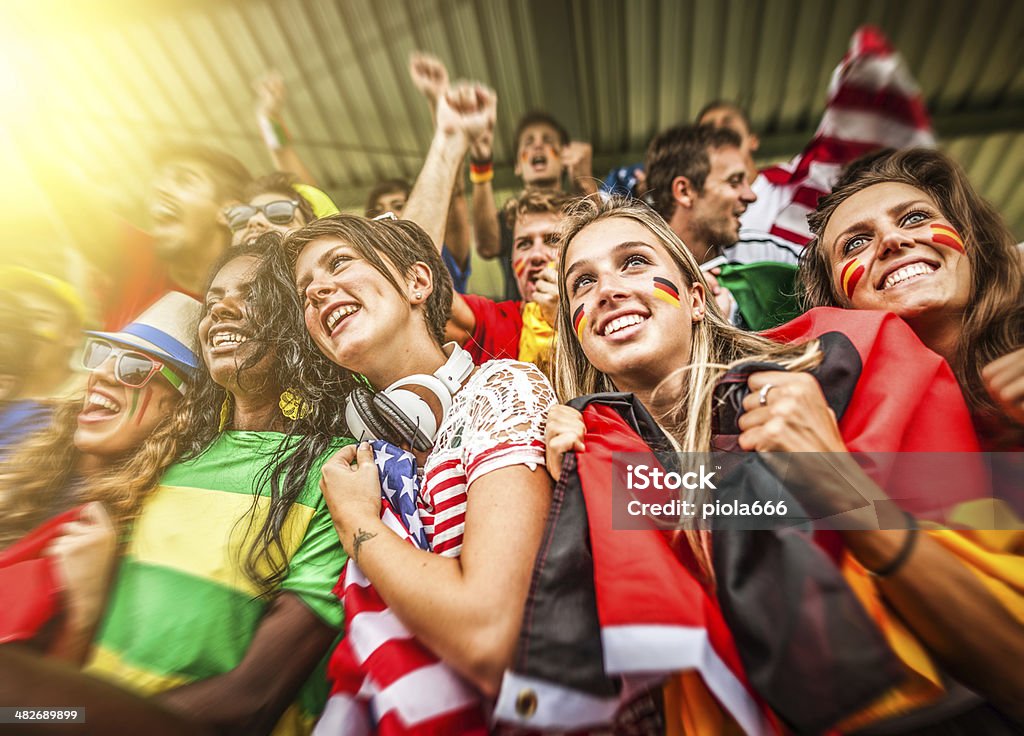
[540,197,1023,730]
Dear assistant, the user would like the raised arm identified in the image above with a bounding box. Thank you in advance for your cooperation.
[469,106,502,260]
[254,72,318,187]
[409,52,472,270]
[403,82,492,253]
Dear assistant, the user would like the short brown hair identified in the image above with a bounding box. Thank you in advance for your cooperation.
[282,215,453,347]
[153,143,251,203]
[502,189,576,231]
[364,179,412,218]
[644,124,742,221]
[695,100,753,133]
[513,111,570,153]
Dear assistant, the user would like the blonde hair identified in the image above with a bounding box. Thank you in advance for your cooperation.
[553,196,820,580]
[0,399,179,548]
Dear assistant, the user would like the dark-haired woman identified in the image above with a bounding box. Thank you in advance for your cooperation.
[800,148,1024,451]
[63,239,357,735]
[279,212,554,704]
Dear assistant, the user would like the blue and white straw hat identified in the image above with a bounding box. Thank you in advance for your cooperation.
[85,291,203,385]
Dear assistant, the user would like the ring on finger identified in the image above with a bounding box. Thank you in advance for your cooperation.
[758,383,774,407]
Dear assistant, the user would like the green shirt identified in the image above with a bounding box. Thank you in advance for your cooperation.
[88,431,352,735]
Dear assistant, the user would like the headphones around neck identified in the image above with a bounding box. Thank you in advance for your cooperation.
[344,342,476,452]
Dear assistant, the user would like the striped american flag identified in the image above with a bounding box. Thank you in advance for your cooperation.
[735,25,936,260]
[314,441,487,736]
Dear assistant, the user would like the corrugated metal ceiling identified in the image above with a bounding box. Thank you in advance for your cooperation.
[3,0,1023,237]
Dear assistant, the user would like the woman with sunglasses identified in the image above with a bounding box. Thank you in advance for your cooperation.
[1,291,203,661]
[226,172,338,248]
[2,238,357,735]
[537,197,1023,730]
[800,148,1024,451]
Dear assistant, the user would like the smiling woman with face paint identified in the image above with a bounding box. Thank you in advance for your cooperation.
[801,148,1024,450]
[0,237,359,735]
[1,292,200,537]
[0,291,201,662]
[539,197,1024,730]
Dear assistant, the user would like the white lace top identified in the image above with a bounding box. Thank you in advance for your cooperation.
[420,359,555,557]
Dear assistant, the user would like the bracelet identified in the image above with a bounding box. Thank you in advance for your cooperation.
[470,155,493,167]
[257,114,291,150]
[866,511,918,578]
[469,161,494,184]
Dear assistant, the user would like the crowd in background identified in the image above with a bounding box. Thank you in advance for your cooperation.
[0,20,1022,736]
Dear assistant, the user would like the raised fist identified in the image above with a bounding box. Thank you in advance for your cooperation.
[437,82,497,145]
[409,52,450,106]
[255,71,286,118]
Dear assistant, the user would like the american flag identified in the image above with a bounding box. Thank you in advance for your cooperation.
[314,440,488,736]
[734,25,936,261]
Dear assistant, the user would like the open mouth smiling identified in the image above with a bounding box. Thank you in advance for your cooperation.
[79,389,122,423]
[321,303,360,335]
[877,260,939,290]
[599,312,649,337]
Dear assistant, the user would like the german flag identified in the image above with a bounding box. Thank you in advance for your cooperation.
[652,277,681,307]
[930,224,965,253]
[840,258,865,300]
[572,304,587,340]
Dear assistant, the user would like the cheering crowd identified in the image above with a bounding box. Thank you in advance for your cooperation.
[0,23,1022,736]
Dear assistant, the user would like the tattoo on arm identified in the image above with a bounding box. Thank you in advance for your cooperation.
[352,528,377,563]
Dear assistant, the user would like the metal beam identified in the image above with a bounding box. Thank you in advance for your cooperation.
[320,104,1024,207]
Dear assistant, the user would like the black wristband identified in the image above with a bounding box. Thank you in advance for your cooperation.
[470,154,493,167]
[867,511,919,578]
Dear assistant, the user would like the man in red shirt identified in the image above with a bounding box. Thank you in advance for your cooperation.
[450,189,571,366]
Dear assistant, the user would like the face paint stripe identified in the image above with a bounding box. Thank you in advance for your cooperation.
[513,259,527,277]
[652,277,680,298]
[932,233,965,253]
[841,258,865,299]
[135,387,153,426]
[127,387,140,421]
[930,224,965,253]
[652,277,681,308]
[573,304,587,339]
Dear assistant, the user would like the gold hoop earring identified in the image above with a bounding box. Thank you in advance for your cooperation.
[218,391,233,432]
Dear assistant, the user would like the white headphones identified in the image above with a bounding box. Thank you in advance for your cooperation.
[344,342,476,451]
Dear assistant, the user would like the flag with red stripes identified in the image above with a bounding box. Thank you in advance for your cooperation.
[738,25,935,255]
[315,441,488,736]
[0,505,84,646]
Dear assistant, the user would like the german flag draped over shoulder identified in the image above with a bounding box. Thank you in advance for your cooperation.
[496,308,1016,734]
[494,394,775,735]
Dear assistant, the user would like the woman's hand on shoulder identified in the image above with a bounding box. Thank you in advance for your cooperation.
[319,442,383,551]
[982,347,1024,427]
[738,371,847,453]
[544,404,586,482]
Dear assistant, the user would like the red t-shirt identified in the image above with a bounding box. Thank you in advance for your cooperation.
[460,294,522,365]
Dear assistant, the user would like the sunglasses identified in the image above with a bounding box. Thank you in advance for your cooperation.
[224,200,301,232]
[82,339,186,395]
